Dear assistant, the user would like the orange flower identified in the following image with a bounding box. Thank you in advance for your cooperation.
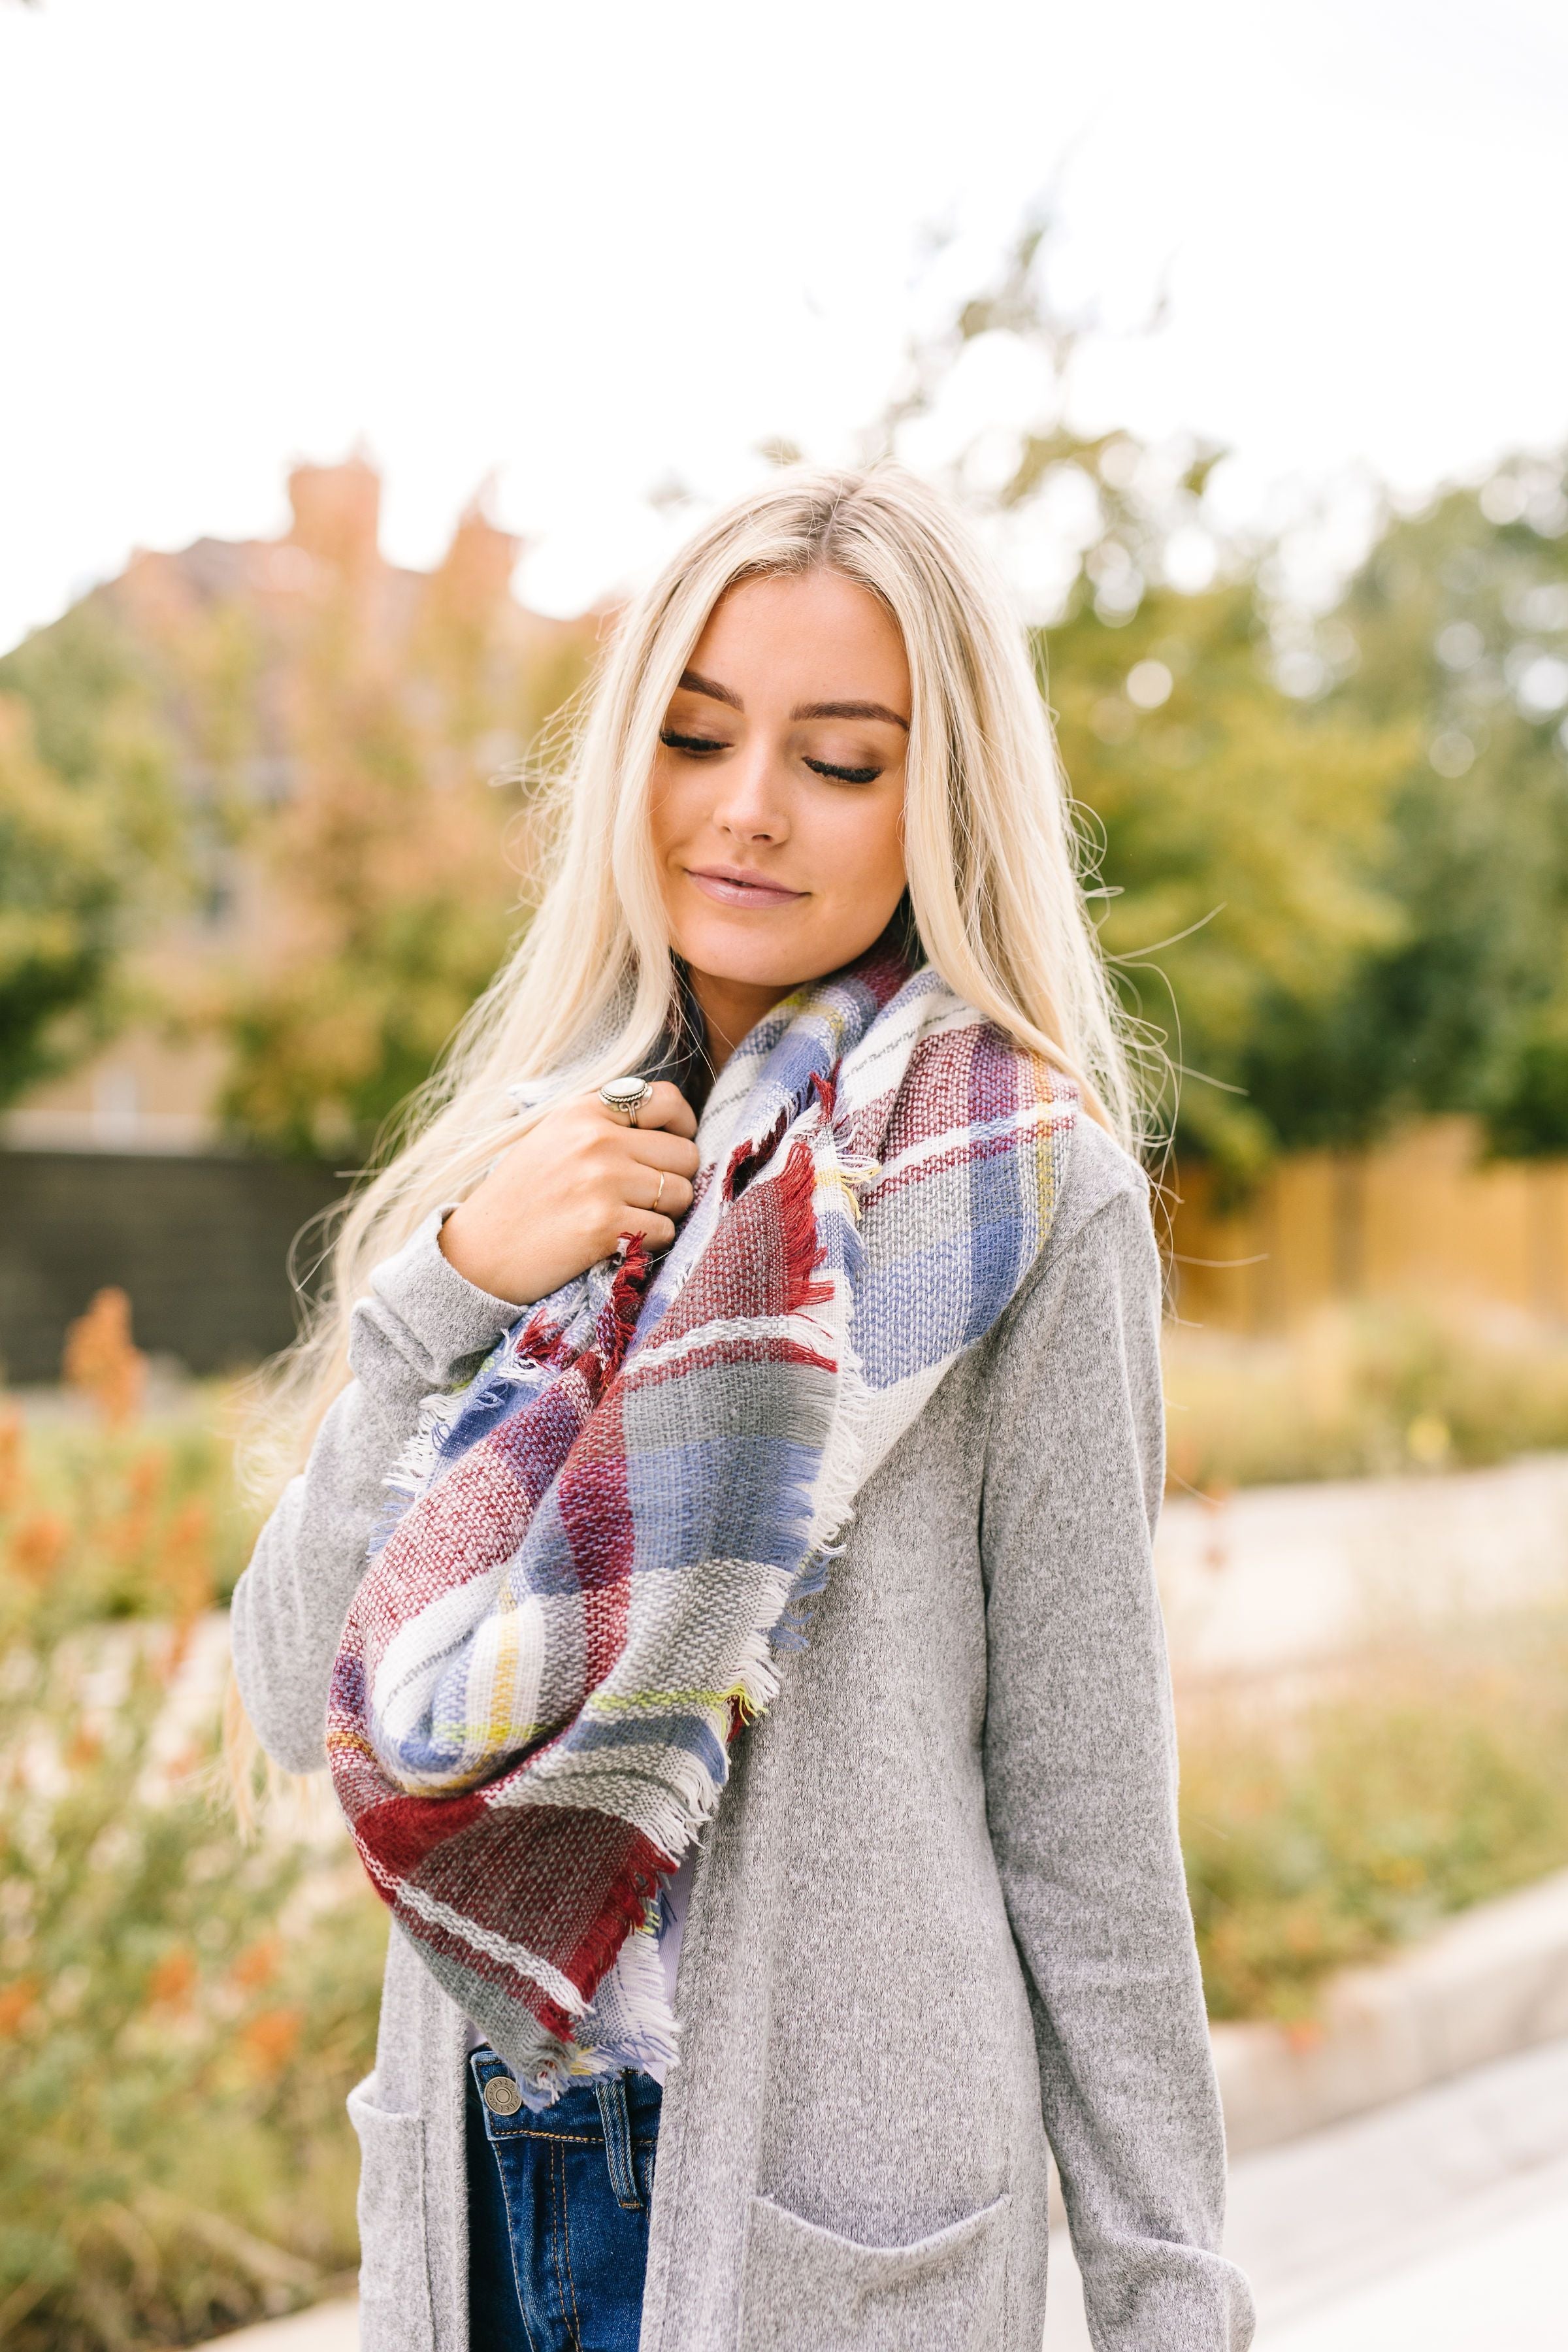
[148,1947,197,2007]
[0,1411,24,1514]
[126,1454,165,1507]
[105,1449,167,1567]
[159,1497,216,1622]
[231,1936,282,1991]
[0,1978,41,2037]
[8,1511,69,1586]
[62,1288,147,1428]
[240,2006,303,2073]
[155,1620,194,1685]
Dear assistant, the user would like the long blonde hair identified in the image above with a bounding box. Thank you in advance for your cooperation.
[251,463,1152,1488]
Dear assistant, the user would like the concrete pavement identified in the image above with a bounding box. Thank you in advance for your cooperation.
[199,2302,357,2352]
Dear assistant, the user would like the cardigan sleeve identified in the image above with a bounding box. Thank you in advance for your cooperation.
[979,1168,1254,2350]
[229,1213,522,1774]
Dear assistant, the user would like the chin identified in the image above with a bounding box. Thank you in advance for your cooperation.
[677,917,820,987]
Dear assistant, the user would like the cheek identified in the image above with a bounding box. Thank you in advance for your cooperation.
[815,787,907,898]
[647,760,687,851]
[648,763,719,885]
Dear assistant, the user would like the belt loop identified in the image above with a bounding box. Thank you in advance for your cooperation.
[593,2074,642,2210]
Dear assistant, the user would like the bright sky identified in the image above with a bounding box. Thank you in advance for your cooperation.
[2,0,1565,649]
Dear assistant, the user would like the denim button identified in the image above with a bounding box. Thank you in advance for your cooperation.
[483,2074,523,2115]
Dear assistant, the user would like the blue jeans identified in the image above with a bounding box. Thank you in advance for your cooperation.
[466,2049,662,2351]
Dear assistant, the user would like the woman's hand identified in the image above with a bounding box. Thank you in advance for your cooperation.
[438,1082,700,1308]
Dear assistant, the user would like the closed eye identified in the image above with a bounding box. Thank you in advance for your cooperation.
[804,758,881,784]
[660,729,728,756]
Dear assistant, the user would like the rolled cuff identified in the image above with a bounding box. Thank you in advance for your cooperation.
[366,1207,524,1379]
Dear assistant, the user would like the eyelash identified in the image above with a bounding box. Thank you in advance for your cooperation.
[659,730,881,786]
[660,731,727,757]
[806,758,881,785]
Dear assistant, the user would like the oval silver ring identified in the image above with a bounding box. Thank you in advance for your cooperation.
[599,1074,654,1128]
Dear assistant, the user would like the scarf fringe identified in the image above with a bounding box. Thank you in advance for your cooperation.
[589,1908,681,2073]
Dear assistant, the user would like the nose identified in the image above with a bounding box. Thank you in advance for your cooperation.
[710,737,789,845]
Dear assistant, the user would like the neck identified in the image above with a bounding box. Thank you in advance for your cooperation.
[685,968,796,1075]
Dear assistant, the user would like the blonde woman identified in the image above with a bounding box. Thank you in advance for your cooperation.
[232,468,1253,2352]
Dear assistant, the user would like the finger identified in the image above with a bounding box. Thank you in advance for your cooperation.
[626,1081,697,1139]
[630,1168,694,1220]
[623,1129,702,1179]
[615,1210,678,1254]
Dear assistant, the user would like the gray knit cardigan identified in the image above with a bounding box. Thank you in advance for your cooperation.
[231,1113,1254,2351]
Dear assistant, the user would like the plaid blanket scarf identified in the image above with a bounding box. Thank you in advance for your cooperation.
[327,947,1078,2104]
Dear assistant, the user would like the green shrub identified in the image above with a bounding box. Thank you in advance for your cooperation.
[1164,1294,1568,1493]
[1,1409,259,1622]
[0,1403,385,2351]
[1181,1616,1568,2022]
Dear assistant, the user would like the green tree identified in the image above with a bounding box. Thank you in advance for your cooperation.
[1253,457,1568,1156]
[0,605,180,1107]
[866,225,1411,1180]
[212,497,594,1159]
[1047,578,1409,1177]
[5,472,595,1162]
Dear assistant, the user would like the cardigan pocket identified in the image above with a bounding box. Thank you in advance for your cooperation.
[736,2189,1011,2351]
[348,2076,436,2352]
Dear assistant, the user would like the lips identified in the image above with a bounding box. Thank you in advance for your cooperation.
[685,867,807,909]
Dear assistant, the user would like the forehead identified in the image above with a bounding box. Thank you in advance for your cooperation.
[687,570,909,702]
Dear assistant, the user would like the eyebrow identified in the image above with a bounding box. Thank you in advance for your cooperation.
[676,670,909,732]
[678,668,742,710]
[792,698,909,732]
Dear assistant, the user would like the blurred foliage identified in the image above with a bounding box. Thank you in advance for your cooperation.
[4,1287,260,1611]
[1,476,595,1160]
[1049,582,1410,1177]
[0,1370,384,2349]
[5,229,1567,1185]
[7,1397,260,1620]
[1162,1294,1568,1495]
[212,688,523,1161]
[1182,1616,1568,2021]
[877,225,1568,1182]
[1246,459,1568,1161]
[203,499,597,1158]
[0,605,183,1110]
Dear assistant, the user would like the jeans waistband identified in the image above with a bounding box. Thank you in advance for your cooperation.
[468,2050,662,2212]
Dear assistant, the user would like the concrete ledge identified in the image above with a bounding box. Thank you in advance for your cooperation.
[1215,1867,1568,2153]
[201,2297,357,2351]
[1157,1453,1568,1680]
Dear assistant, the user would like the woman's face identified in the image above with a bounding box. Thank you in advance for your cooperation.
[649,568,911,1052]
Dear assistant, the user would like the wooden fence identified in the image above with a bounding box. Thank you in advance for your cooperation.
[1164,1117,1568,1333]
[0,1151,348,1383]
